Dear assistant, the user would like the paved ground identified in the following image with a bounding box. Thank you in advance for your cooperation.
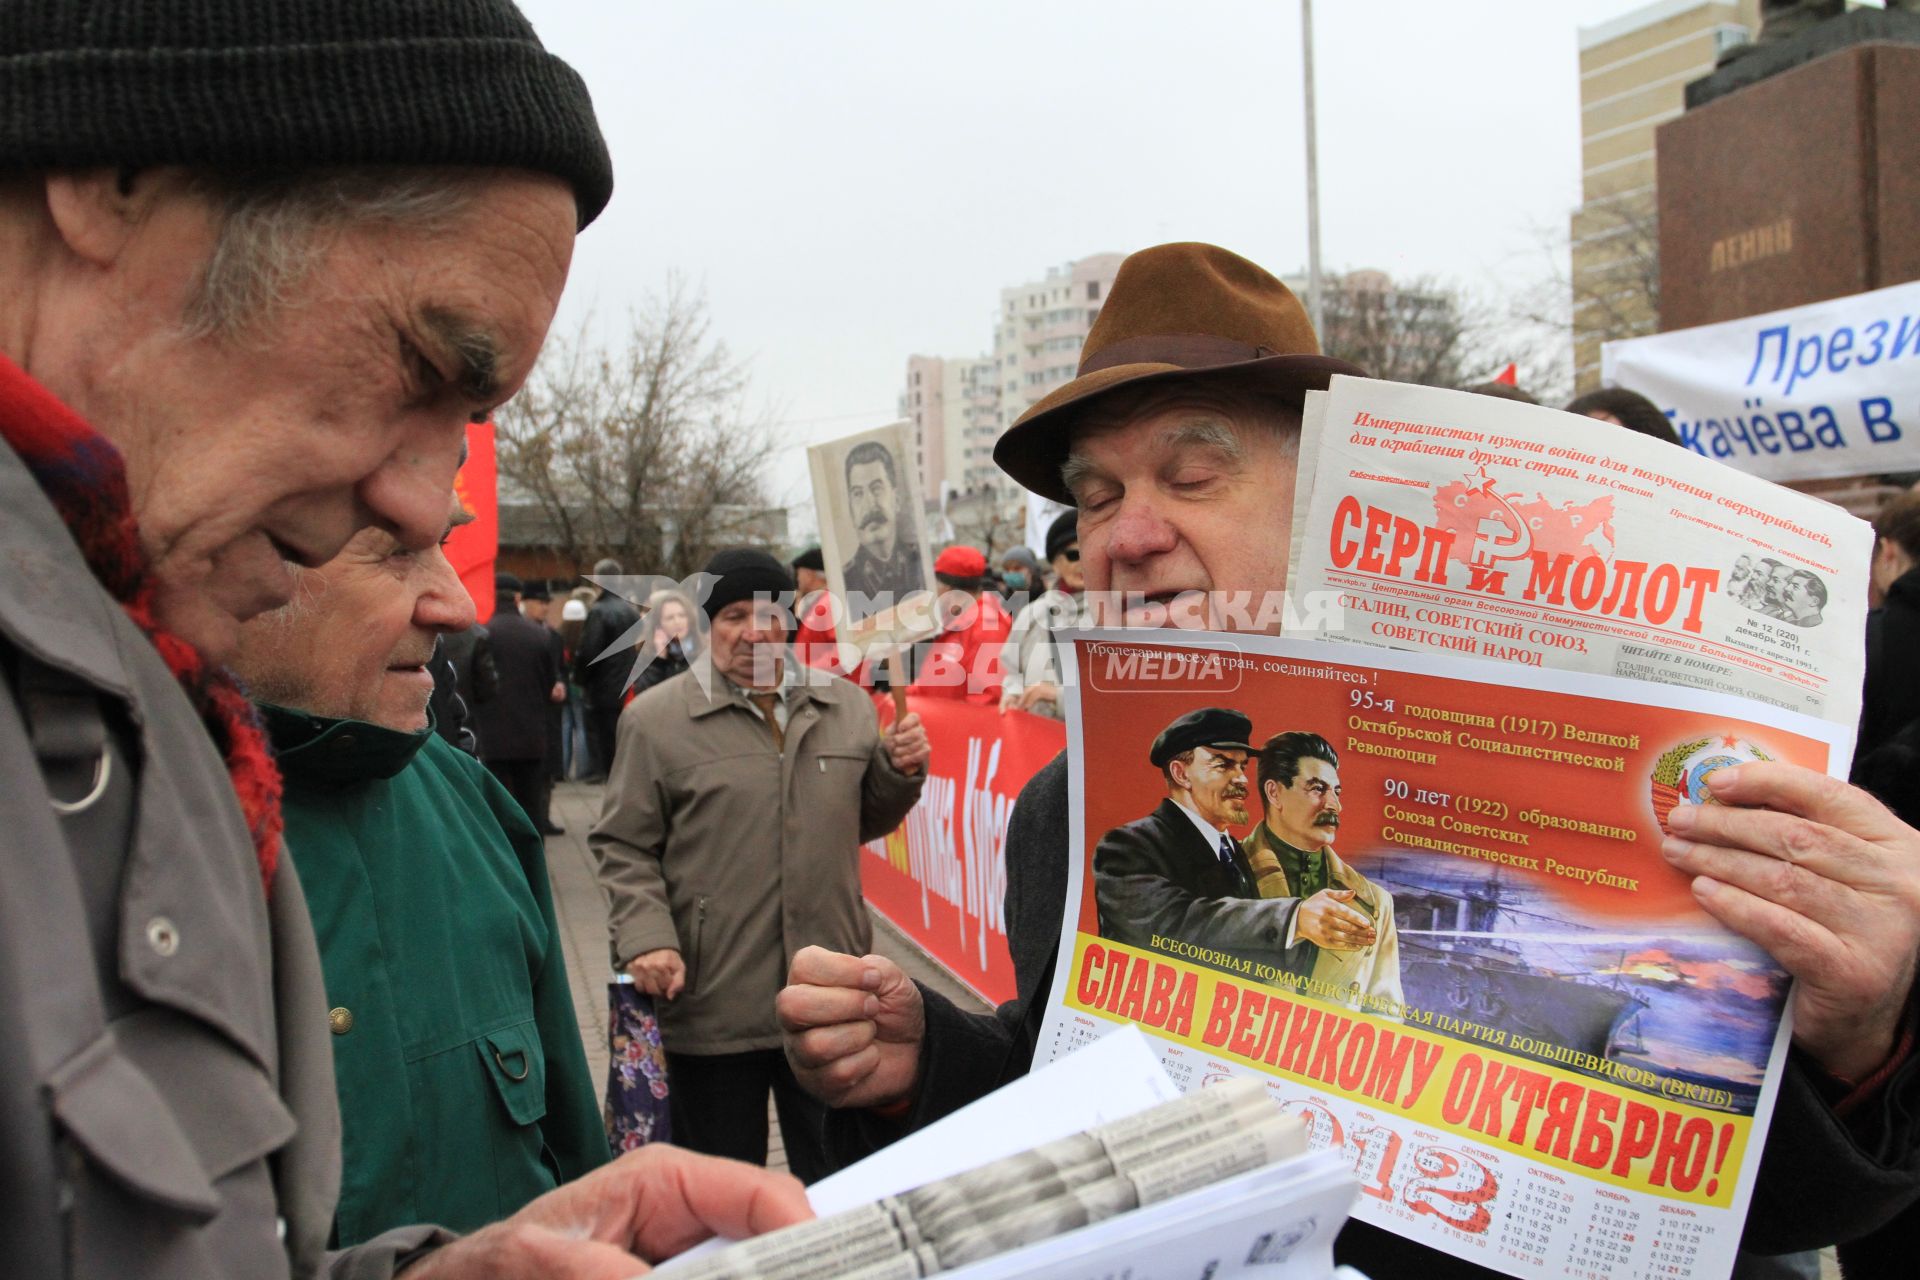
[542,781,992,1174]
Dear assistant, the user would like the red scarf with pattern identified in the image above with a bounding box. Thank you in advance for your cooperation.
[0,355,282,894]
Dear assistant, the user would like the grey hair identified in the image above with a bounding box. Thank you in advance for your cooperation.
[1059,386,1300,502]
[182,168,482,339]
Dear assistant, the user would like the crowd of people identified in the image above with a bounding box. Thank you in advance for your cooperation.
[3,5,1919,1280]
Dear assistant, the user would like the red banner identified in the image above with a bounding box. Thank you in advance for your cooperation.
[861,697,1065,1005]
[446,420,499,622]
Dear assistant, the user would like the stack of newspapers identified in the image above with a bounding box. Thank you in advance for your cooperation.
[658,1030,1364,1280]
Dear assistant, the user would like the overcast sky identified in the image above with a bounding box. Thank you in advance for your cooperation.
[516,0,1667,522]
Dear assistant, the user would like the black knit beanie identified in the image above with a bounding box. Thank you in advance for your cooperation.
[701,548,794,621]
[1045,509,1079,563]
[0,1,614,227]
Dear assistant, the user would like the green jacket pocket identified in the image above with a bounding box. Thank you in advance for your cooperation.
[479,1022,548,1127]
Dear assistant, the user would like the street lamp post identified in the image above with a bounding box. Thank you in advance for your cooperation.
[1302,0,1325,342]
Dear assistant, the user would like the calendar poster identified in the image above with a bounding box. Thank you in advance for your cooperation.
[1036,630,1846,1280]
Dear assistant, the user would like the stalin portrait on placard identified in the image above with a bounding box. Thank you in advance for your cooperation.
[839,438,925,622]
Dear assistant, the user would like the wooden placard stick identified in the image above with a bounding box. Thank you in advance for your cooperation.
[886,646,908,721]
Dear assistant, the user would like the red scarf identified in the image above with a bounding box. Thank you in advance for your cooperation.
[0,355,282,894]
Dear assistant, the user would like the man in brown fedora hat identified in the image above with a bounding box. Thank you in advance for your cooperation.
[779,243,1920,1275]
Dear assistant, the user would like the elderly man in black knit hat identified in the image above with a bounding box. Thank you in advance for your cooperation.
[0,4,810,1278]
[591,548,929,1181]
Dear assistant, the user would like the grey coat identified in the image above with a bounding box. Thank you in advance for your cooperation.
[0,438,447,1278]
[590,657,924,1055]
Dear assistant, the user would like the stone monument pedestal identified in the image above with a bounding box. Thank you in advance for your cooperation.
[1657,11,1920,333]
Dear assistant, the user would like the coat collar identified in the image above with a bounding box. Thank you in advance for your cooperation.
[0,401,276,1070]
[0,437,136,701]
[1150,795,1218,861]
[684,652,834,720]
[260,703,434,785]
[1890,565,1920,607]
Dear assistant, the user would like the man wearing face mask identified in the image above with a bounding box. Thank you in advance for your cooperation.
[998,546,1045,604]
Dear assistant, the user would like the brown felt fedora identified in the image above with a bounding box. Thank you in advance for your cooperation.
[993,242,1365,503]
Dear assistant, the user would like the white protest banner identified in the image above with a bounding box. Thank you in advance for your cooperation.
[1602,279,1920,482]
[1026,491,1070,558]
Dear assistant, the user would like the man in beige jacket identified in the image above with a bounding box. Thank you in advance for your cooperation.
[592,549,929,1182]
[1241,732,1403,1018]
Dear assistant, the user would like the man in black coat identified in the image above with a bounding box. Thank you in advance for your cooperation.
[426,639,478,756]
[520,582,570,807]
[575,557,641,779]
[475,573,564,834]
[1855,492,1920,836]
[1090,707,1303,977]
[777,243,1920,1277]
[1858,494,1920,761]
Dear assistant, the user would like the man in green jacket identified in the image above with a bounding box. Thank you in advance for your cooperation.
[234,492,610,1243]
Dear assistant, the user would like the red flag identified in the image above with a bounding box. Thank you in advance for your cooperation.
[446,420,499,622]
[1494,362,1518,386]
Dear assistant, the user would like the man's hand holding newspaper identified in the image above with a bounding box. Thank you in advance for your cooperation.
[1665,762,1920,1084]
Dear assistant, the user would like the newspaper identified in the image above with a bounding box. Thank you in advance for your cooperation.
[1038,629,1853,1280]
[658,1034,1357,1280]
[1282,376,1873,731]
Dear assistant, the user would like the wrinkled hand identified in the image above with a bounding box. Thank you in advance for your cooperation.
[1663,762,1920,1083]
[1016,682,1060,713]
[884,712,930,776]
[401,1144,811,1278]
[1295,888,1376,951]
[777,946,925,1109]
[626,948,687,1001]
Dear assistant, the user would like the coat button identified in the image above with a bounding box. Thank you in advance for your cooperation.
[329,1007,355,1035]
[145,916,179,957]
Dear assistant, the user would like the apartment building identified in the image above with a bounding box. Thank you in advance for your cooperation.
[901,251,1124,505]
[1572,0,1759,391]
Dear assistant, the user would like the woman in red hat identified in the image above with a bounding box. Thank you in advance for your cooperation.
[909,545,1012,704]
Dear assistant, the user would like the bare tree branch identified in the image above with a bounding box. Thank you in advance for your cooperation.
[1319,271,1473,389]
[1500,191,1660,396]
[494,279,780,577]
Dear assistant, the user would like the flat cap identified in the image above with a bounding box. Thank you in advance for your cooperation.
[1149,707,1254,768]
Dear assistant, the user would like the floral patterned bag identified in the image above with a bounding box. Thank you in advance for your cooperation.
[604,975,671,1151]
